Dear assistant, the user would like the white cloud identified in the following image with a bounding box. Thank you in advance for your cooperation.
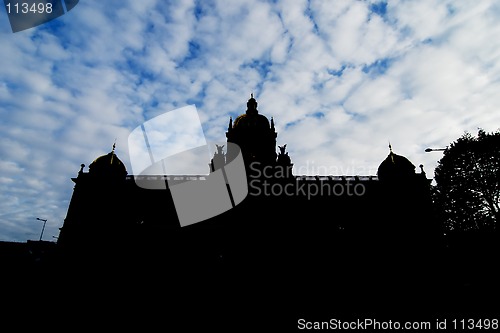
[388,0,450,41]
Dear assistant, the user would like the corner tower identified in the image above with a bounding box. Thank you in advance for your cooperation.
[57,143,129,252]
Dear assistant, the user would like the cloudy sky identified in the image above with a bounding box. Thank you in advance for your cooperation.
[1,0,500,242]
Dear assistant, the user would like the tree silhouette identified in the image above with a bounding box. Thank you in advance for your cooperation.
[433,129,500,231]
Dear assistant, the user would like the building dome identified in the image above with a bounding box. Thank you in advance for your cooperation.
[377,148,415,182]
[232,93,271,130]
[233,113,271,130]
[89,147,127,179]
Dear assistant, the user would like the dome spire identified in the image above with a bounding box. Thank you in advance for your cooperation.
[388,141,394,163]
[110,139,116,164]
[246,93,258,115]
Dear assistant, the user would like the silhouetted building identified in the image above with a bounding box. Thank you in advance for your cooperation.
[2,95,496,330]
[56,94,437,277]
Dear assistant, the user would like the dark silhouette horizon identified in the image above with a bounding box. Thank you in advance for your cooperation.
[0,94,497,331]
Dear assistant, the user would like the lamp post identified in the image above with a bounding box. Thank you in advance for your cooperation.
[36,218,47,241]
[425,148,446,152]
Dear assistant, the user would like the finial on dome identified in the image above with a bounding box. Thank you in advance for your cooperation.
[271,116,275,130]
[388,141,394,163]
[228,116,233,130]
[111,138,117,164]
[246,92,258,115]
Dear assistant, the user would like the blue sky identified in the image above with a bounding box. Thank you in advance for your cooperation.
[1,0,500,242]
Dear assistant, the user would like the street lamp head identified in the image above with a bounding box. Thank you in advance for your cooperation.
[425,147,446,152]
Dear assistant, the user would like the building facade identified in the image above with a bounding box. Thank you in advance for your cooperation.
[57,95,438,278]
